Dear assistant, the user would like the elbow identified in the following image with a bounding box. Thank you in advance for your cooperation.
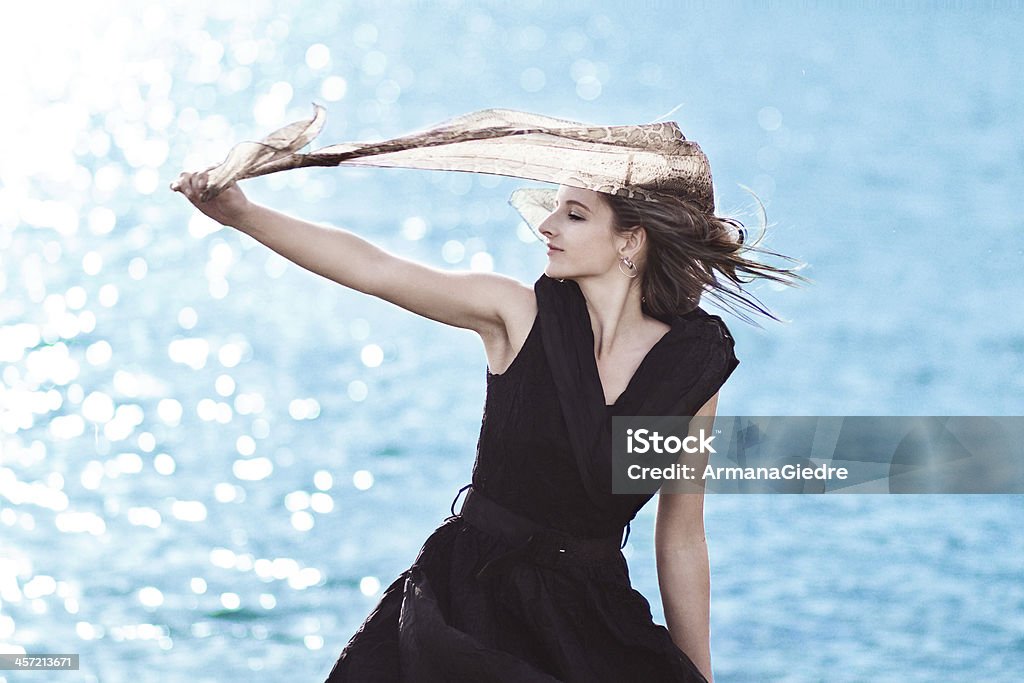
[354,251,393,298]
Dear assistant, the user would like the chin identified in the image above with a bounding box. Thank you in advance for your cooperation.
[544,261,607,282]
[544,264,574,280]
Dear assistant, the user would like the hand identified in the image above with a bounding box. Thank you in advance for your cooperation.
[170,169,252,228]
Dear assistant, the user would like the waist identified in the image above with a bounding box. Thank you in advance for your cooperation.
[458,486,624,568]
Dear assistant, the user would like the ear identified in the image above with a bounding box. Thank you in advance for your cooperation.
[618,225,647,259]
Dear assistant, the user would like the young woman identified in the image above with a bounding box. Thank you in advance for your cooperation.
[173,119,805,681]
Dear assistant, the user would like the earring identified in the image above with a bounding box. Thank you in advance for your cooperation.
[618,256,638,278]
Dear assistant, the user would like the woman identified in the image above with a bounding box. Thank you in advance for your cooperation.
[173,110,806,682]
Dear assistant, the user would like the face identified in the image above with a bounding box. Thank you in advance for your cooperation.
[538,186,630,281]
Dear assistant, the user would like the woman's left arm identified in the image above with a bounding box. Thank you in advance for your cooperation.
[655,391,719,683]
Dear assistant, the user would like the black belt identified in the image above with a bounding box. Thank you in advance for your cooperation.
[450,484,625,581]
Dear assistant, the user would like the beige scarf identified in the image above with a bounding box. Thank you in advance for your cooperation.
[184,105,717,230]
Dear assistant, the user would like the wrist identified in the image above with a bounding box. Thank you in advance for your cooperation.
[227,201,262,233]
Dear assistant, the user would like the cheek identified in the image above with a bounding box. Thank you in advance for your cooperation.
[578,243,618,269]
[593,233,620,260]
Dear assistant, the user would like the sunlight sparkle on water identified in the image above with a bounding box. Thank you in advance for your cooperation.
[214,483,238,503]
[360,344,384,368]
[352,470,374,490]
[310,493,334,514]
[289,398,321,420]
[285,491,310,512]
[313,470,333,490]
[171,500,208,522]
[233,457,273,481]
[291,511,314,531]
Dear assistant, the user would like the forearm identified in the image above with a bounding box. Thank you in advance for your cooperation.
[230,202,389,295]
[656,539,713,682]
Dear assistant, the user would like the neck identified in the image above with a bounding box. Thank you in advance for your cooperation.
[573,275,647,359]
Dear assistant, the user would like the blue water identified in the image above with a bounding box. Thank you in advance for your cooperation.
[1,2,1022,681]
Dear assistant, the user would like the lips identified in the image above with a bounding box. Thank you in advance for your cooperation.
[546,244,564,252]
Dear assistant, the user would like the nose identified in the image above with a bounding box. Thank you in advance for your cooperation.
[538,214,557,239]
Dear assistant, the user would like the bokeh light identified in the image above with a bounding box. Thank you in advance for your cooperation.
[0,2,1020,682]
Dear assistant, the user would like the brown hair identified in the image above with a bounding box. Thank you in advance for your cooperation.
[600,191,810,327]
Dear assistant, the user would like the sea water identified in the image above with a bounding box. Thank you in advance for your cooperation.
[1,2,1022,681]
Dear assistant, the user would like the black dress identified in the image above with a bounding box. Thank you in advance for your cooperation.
[325,275,739,682]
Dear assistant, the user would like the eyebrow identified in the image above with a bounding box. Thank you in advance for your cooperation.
[557,199,592,212]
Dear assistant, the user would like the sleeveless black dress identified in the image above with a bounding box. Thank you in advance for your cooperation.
[325,275,739,682]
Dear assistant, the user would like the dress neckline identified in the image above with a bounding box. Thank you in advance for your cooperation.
[586,312,683,410]
[533,274,727,510]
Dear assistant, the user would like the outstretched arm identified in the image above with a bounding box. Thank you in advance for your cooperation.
[172,171,528,338]
[655,391,719,683]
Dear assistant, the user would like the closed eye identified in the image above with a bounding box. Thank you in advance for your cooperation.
[568,212,584,221]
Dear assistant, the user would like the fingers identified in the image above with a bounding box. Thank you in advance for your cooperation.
[170,171,210,198]
[195,171,210,201]
[173,172,192,198]
[171,171,193,195]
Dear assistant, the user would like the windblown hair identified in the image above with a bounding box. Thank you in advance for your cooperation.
[600,191,810,327]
